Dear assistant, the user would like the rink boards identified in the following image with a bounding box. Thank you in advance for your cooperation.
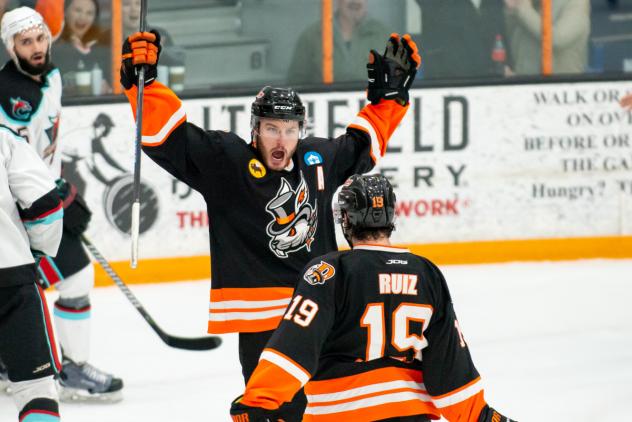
[57,81,632,285]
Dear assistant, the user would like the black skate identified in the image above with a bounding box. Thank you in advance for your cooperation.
[58,358,123,403]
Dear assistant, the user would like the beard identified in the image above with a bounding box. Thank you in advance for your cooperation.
[16,50,51,76]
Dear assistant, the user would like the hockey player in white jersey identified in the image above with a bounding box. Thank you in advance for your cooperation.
[0,124,63,421]
[0,7,123,402]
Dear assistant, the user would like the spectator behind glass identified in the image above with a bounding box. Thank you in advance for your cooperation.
[416,0,511,79]
[121,0,183,67]
[54,0,111,95]
[504,0,590,75]
[287,0,390,84]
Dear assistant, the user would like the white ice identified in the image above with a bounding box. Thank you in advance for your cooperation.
[1,259,631,421]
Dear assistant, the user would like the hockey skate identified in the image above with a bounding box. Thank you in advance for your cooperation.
[58,358,123,403]
[0,359,11,394]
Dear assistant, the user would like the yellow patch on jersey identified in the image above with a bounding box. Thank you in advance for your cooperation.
[248,158,266,178]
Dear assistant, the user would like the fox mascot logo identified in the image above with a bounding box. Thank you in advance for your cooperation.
[265,172,317,258]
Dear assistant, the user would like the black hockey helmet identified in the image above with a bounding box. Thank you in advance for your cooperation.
[251,86,306,140]
[335,174,396,243]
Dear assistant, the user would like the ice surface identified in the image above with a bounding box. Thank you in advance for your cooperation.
[1,259,631,421]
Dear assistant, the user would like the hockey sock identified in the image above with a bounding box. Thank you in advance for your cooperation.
[18,397,59,422]
[53,295,91,363]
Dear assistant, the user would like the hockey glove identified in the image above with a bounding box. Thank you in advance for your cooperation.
[120,30,162,90]
[56,178,92,236]
[478,405,515,422]
[367,33,421,106]
[230,395,284,422]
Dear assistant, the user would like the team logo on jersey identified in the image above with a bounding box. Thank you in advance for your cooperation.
[10,97,33,121]
[248,158,266,178]
[304,260,335,285]
[303,151,322,166]
[265,172,317,258]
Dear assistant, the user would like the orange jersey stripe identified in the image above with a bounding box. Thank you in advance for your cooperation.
[432,376,482,402]
[241,359,304,410]
[261,348,311,383]
[208,317,282,334]
[124,83,185,146]
[210,305,289,314]
[211,287,294,302]
[437,390,487,422]
[431,377,487,421]
[303,399,439,422]
[303,367,439,420]
[241,349,311,410]
[305,366,422,395]
[308,387,426,408]
[208,288,294,333]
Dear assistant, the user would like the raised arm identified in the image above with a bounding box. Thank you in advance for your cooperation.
[329,33,421,182]
[121,31,223,193]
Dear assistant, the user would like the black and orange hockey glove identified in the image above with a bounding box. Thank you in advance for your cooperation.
[478,405,516,422]
[367,33,421,106]
[120,30,162,89]
[229,395,284,422]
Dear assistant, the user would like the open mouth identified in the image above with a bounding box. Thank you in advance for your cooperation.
[271,150,285,161]
[74,22,88,32]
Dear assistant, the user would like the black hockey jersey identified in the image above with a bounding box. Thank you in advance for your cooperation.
[0,60,62,178]
[241,245,488,421]
[125,83,409,333]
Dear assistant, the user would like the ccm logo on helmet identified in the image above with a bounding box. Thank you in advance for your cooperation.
[274,105,293,110]
[304,261,335,285]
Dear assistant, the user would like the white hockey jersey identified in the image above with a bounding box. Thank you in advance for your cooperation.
[0,61,62,178]
[0,125,63,286]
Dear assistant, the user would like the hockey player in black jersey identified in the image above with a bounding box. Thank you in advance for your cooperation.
[230,174,515,422]
[0,7,123,402]
[122,29,420,419]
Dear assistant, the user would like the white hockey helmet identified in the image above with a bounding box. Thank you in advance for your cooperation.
[1,7,51,61]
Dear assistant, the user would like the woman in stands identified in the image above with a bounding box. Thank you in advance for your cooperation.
[54,0,111,95]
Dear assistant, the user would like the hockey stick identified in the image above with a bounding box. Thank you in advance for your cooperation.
[81,235,222,351]
[130,0,148,269]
